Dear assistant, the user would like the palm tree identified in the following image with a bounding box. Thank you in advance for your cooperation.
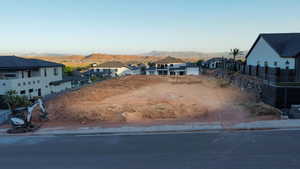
[230,48,242,61]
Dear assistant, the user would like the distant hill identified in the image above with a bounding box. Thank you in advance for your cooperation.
[141,50,247,60]
[20,50,247,68]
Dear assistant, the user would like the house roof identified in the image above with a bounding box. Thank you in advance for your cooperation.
[246,33,300,58]
[97,61,125,68]
[0,56,63,70]
[155,56,184,64]
[204,57,225,64]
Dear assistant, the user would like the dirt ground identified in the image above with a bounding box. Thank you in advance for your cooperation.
[44,75,278,127]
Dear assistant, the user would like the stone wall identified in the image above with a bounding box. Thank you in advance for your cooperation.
[208,69,264,101]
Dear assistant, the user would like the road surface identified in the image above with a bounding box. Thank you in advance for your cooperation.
[1,130,300,169]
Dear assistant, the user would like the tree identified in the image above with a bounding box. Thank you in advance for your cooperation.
[63,66,74,76]
[147,62,156,67]
[196,59,204,66]
[4,90,30,111]
[230,48,242,61]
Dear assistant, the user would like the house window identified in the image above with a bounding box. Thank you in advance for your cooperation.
[21,71,24,79]
[28,70,32,78]
[37,80,40,84]
[29,89,34,93]
[18,83,21,86]
[54,68,58,76]
[33,81,36,84]
[286,60,290,69]
[20,90,26,95]
[28,81,31,85]
[264,61,268,67]
[274,62,278,67]
[2,83,6,86]
[44,69,47,77]
[4,74,16,78]
[23,82,26,86]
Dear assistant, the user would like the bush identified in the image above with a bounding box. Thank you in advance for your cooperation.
[4,90,31,110]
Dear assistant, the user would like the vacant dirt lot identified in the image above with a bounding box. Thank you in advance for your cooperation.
[45,75,278,127]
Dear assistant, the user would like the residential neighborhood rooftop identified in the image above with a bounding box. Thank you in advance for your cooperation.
[247,33,300,58]
[97,61,125,68]
[0,56,63,70]
[155,56,185,64]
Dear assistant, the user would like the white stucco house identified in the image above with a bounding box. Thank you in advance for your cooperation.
[246,33,300,69]
[203,58,225,69]
[0,56,72,97]
[246,33,300,81]
[146,56,200,76]
[90,61,133,77]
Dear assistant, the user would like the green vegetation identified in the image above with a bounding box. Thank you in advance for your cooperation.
[63,66,74,76]
[63,66,90,76]
[196,59,204,66]
[4,90,31,110]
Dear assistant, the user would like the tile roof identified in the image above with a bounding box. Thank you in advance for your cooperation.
[97,61,125,68]
[155,56,185,64]
[0,56,63,70]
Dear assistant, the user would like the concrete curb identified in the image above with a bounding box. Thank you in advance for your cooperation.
[1,120,300,136]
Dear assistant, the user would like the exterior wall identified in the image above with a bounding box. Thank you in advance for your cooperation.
[186,67,200,75]
[50,81,72,93]
[0,66,64,97]
[117,67,133,76]
[247,37,295,69]
[91,67,132,76]
[156,63,186,68]
[146,70,157,75]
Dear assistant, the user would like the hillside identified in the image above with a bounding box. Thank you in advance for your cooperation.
[23,53,201,67]
[142,50,247,60]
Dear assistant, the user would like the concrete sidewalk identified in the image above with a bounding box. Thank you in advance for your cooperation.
[1,119,300,136]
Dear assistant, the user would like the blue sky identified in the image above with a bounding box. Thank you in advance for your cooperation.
[1,0,300,54]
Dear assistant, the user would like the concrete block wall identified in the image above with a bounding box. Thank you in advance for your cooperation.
[0,110,10,125]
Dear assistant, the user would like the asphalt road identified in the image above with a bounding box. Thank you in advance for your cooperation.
[1,130,300,169]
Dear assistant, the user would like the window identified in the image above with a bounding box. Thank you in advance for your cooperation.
[264,61,268,67]
[44,69,47,77]
[18,83,21,86]
[2,83,6,86]
[54,68,58,76]
[37,80,40,84]
[29,89,34,93]
[28,81,31,85]
[20,90,26,95]
[274,62,278,67]
[4,74,16,78]
[33,81,36,84]
[23,82,26,86]
[21,71,24,79]
[28,70,32,78]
